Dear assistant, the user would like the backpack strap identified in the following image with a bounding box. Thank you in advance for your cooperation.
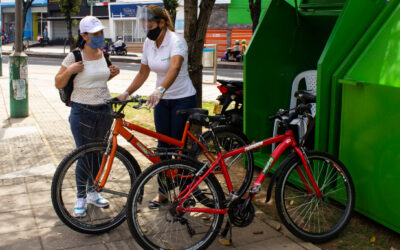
[72,49,82,63]
[102,50,112,67]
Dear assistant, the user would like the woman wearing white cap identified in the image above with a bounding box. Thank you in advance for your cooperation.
[118,5,197,209]
[55,16,120,217]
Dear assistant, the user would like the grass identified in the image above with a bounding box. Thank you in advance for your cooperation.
[110,93,217,130]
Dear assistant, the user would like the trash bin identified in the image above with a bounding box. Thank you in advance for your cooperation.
[244,0,400,233]
[202,48,215,67]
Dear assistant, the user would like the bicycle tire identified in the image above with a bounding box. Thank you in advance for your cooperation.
[192,125,254,198]
[51,142,141,234]
[126,159,225,250]
[275,151,355,242]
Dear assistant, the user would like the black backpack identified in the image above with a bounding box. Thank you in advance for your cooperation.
[59,49,112,106]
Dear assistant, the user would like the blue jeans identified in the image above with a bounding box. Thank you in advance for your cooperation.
[154,95,197,195]
[69,102,113,198]
[154,95,197,149]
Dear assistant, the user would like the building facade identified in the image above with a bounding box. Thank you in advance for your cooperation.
[1,0,48,42]
[47,0,114,41]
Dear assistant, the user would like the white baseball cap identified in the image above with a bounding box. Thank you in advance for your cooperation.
[79,16,105,34]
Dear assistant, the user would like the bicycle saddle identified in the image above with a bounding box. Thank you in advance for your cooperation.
[295,90,316,104]
[176,108,209,116]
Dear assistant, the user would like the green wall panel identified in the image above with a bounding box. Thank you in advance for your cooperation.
[340,83,400,233]
[228,0,272,24]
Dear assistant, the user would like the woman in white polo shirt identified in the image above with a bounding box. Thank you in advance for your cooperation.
[118,5,196,208]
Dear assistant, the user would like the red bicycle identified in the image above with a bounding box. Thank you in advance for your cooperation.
[126,95,355,249]
[51,96,253,234]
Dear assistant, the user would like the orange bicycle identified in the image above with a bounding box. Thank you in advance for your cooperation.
[51,96,253,234]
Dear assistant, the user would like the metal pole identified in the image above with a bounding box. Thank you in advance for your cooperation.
[9,0,28,118]
[90,0,93,16]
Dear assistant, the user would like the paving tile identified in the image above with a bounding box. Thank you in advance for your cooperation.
[0,209,37,234]
[236,236,304,250]
[105,238,142,250]
[27,190,52,208]
[38,225,105,249]
[32,205,63,229]
[0,229,42,250]
[0,192,31,213]
[0,183,27,197]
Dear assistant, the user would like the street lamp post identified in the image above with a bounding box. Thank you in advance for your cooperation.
[90,0,93,16]
[9,0,28,118]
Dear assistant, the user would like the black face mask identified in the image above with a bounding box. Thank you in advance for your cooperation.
[147,26,161,41]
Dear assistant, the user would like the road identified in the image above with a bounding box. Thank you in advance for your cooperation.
[1,56,244,80]
[1,56,242,102]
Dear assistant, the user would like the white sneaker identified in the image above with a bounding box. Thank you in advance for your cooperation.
[73,198,87,217]
[87,191,109,208]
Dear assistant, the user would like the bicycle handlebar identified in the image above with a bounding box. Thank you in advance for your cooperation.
[268,103,312,127]
[105,95,149,117]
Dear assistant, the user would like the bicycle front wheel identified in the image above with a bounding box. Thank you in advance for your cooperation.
[127,159,225,250]
[51,142,141,234]
[275,151,355,242]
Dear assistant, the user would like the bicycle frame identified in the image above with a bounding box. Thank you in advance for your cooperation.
[177,129,323,214]
[95,116,215,189]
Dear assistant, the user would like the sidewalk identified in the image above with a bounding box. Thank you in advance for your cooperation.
[0,64,317,249]
[1,44,243,70]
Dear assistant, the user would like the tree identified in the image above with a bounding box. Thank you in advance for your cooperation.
[59,0,82,50]
[163,0,179,26]
[15,0,35,46]
[184,0,216,108]
[249,0,261,32]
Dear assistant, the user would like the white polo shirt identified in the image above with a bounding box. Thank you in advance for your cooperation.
[141,29,196,100]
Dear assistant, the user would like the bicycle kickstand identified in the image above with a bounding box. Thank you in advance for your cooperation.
[218,219,233,246]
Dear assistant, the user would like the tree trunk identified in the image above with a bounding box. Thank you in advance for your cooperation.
[184,0,215,108]
[67,17,74,51]
[249,0,261,32]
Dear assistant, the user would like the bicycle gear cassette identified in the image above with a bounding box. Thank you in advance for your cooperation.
[228,198,255,227]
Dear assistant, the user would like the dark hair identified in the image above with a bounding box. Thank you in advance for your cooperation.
[76,30,86,49]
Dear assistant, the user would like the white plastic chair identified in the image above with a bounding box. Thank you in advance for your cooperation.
[272,70,317,152]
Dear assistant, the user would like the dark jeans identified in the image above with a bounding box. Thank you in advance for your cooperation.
[154,95,197,195]
[69,102,113,198]
[154,95,197,149]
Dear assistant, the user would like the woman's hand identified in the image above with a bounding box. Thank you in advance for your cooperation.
[67,61,84,74]
[117,91,129,101]
[147,88,163,108]
[109,65,120,79]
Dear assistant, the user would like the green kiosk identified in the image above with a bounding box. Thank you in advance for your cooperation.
[244,0,400,233]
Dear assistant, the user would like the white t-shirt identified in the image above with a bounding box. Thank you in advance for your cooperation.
[62,50,111,105]
[141,29,196,100]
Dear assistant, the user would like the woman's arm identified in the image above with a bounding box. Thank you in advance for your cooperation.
[54,62,84,89]
[159,55,183,90]
[108,65,120,81]
[118,63,150,100]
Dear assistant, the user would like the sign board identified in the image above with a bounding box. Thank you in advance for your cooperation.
[109,3,163,18]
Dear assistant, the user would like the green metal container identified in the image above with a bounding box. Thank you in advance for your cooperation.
[244,0,400,233]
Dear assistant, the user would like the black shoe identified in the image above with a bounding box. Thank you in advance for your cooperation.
[148,199,168,209]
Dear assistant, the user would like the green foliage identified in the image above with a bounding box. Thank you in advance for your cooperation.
[163,0,179,21]
[59,0,81,17]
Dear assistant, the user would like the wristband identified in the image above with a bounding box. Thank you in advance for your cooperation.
[123,91,129,97]
[157,86,166,95]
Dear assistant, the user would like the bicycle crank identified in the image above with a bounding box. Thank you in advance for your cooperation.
[228,198,255,227]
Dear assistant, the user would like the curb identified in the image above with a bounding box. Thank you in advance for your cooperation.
[2,51,243,70]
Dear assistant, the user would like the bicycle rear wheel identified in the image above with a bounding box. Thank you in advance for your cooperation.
[275,151,354,242]
[127,159,225,250]
[193,125,254,198]
[51,142,141,234]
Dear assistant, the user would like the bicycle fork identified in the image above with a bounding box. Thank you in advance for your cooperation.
[94,120,118,191]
